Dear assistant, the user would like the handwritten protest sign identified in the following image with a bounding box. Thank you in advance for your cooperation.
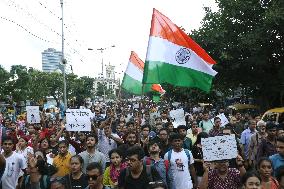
[211,113,229,127]
[201,134,238,161]
[169,108,186,128]
[26,106,41,123]
[65,109,92,131]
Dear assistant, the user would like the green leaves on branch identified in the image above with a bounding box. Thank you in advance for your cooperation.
[0,65,94,105]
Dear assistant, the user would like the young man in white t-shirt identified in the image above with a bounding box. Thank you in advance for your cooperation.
[1,136,27,189]
[164,133,197,189]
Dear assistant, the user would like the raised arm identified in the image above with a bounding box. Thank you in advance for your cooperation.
[198,162,209,189]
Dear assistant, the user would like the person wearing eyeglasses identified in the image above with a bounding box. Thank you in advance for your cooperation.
[85,162,111,189]
[1,136,27,189]
[118,146,161,189]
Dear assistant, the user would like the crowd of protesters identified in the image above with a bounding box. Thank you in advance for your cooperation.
[0,100,284,189]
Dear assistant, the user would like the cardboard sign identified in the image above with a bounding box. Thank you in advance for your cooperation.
[26,106,41,123]
[170,108,186,128]
[201,135,238,161]
[65,109,92,131]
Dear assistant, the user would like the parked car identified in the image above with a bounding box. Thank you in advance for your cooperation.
[261,107,284,124]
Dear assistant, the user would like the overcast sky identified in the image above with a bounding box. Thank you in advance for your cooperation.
[0,0,217,79]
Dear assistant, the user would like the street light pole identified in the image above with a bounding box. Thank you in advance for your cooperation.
[97,48,105,77]
[60,0,67,110]
[88,45,115,102]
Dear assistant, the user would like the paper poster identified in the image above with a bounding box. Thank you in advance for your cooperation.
[201,134,238,161]
[65,109,92,131]
[133,103,139,109]
[211,113,229,127]
[26,106,41,123]
[170,108,186,128]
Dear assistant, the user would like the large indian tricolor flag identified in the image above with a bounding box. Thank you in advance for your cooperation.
[121,51,165,95]
[143,9,217,93]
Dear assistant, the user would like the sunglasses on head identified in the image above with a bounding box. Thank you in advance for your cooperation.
[86,175,100,181]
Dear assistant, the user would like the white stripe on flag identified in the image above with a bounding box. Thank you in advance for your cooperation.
[125,61,143,82]
[146,36,217,76]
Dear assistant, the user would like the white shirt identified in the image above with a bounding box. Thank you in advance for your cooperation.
[164,149,194,189]
[1,152,27,189]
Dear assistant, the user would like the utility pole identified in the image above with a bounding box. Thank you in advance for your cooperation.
[88,45,115,102]
[97,48,105,77]
[60,0,67,110]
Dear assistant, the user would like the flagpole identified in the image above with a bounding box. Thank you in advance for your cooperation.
[140,84,145,113]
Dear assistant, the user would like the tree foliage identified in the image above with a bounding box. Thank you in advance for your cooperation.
[0,65,95,106]
[155,0,283,109]
[188,0,284,109]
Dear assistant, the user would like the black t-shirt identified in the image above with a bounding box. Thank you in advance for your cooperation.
[118,166,161,189]
[64,173,88,189]
[191,145,204,176]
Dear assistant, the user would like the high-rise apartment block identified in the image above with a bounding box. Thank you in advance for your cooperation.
[42,48,62,72]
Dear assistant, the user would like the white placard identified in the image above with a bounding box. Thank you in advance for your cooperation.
[170,108,186,128]
[133,103,139,109]
[26,106,41,123]
[201,135,238,161]
[211,113,229,127]
[65,109,92,131]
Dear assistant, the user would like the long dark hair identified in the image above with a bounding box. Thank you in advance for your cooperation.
[36,159,49,175]
[241,171,261,186]
[148,181,167,189]
[194,132,209,146]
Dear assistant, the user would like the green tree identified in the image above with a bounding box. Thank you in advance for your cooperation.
[0,65,10,100]
[190,0,284,109]
[8,65,31,102]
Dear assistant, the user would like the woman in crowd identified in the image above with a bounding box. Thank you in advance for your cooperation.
[21,158,51,189]
[39,138,52,156]
[103,149,127,188]
[257,157,279,189]
[241,171,262,189]
[199,154,246,189]
[16,136,34,159]
[63,155,88,189]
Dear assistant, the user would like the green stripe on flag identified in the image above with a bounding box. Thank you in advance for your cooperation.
[121,74,143,95]
[121,74,153,95]
[143,61,214,93]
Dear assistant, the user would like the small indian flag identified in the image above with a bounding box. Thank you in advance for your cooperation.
[143,9,217,93]
[121,51,165,95]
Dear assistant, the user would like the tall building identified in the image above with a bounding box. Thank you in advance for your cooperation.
[42,48,62,72]
[93,63,120,98]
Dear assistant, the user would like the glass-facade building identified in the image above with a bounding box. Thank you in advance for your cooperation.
[42,48,62,72]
